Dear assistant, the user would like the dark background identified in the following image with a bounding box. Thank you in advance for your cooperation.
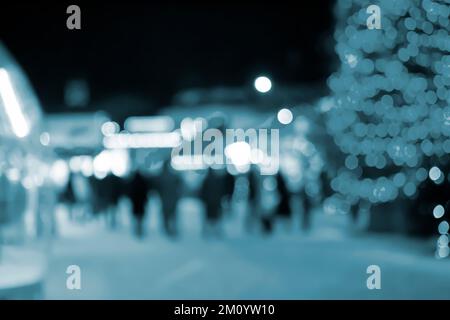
[0,0,335,114]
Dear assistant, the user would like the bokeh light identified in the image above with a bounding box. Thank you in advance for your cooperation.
[254,76,272,93]
[277,108,293,125]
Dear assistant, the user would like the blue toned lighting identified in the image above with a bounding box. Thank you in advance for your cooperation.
[438,221,449,235]
[429,166,442,181]
[433,204,445,219]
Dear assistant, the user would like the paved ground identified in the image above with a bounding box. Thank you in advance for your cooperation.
[43,209,450,299]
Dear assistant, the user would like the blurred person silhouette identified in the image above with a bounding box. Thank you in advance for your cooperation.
[247,166,284,235]
[221,169,235,218]
[259,175,280,234]
[247,165,261,233]
[60,173,76,219]
[128,170,149,238]
[71,173,93,222]
[349,202,359,224]
[200,167,234,238]
[299,184,312,232]
[198,114,235,237]
[274,172,292,231]
[88,175,104,219]
[91,174,113,224]
[319,169,334,202]
[156,160,181,238]
[103,173,123,229]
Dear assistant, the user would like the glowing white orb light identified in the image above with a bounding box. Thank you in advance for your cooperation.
[438,221,450,235]
[50,160,69,187]
[225,141,252,167]
[429,166,442,181]
[39,132,50,146]
[277,108,293,125]
[433,204,445,219]
[101,121,119,136]
[254,76,272,93]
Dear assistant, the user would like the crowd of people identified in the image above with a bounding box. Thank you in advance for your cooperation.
[59,160,322,240]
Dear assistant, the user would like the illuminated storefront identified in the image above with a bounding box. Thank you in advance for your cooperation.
[0,42,55,299]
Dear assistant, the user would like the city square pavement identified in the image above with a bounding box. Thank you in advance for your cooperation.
[44,205,450,299]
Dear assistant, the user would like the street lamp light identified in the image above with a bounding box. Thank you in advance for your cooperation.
[254,76,272,93]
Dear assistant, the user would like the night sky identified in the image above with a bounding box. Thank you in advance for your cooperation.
[0,1,335,114]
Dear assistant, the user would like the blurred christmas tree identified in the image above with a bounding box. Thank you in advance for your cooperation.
[325,0,450,252]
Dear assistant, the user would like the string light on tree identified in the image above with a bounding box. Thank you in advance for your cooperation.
[325,0,450,208]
